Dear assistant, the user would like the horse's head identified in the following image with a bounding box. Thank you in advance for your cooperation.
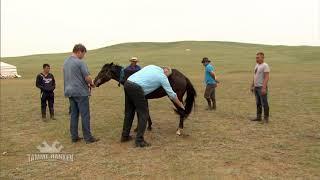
[94,62,120,87]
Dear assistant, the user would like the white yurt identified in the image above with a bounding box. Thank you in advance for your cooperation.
[0,62,21,79]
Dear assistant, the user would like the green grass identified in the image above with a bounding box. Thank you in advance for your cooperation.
[1,41,320,179]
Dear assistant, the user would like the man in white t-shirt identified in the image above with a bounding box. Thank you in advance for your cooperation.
[250,52,270,123]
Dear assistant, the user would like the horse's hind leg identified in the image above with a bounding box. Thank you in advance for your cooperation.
[146,100,152,131]
[176,116,184,136]
[147,116,152,131]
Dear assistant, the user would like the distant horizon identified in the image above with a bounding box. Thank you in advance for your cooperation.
[1,40,319,58]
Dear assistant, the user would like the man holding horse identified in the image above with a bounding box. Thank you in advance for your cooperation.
[121,65,185,147]
[63,44,99,144]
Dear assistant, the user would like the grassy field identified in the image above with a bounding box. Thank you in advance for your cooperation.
[1,41,320,179]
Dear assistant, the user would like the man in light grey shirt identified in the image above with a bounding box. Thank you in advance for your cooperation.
[63,44,99,144]
[250,52,270,123]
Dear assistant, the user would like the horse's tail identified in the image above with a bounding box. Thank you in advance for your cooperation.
[184,77,197,117]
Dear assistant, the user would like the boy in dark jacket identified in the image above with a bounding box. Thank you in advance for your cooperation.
[36,64,56,120]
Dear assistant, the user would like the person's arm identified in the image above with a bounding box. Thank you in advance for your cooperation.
[261,72,269,95]
[210,71,216,80]
[51,74,56,91]
[36,74,44,90]
[250,76,255,93]
[85,75,95,87]
[160,75,185,110]
[80,62,95,88]
[251,66,257,93]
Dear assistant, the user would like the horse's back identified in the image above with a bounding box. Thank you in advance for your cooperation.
[145,69,187,99]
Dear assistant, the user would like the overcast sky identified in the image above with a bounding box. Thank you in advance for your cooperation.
[1,0,319,57]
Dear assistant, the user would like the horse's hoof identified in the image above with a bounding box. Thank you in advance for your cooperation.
[176,128,183,136]
[147,127,152,131]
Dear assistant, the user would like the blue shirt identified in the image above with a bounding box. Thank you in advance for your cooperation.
[205,64,216,85]
[125,65,141,71]
[63,56,90,97]
[128,65,177,99]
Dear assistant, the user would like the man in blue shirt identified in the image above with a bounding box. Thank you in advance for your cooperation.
[121,65,185,147]
[125,57,141,72]
[202,57,218,110]
[120,57,142,84]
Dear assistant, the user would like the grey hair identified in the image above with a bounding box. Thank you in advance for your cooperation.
[162,66,172,75]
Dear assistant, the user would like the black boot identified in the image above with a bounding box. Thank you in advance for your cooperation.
[211,99,216,110]
[251,105,262,121]
[206,98,213,110]
[41,109,46,121]
[135,140,151,148]
[264,106,269,123]
[49,108,55,120]
[50,114,56,120]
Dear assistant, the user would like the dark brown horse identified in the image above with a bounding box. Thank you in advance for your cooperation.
[94,63,196,135]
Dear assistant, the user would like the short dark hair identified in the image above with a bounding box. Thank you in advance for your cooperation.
[256,52,265,57]
[43,64,50,69]
[73,43,87,53]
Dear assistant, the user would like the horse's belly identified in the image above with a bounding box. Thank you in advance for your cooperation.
[145,87,167,99]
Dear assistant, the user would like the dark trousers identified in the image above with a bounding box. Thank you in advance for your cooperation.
[69,96,93,141]
[41,91,54,117]
[254,87,269,118]
[122,81,149,143]
[204,84,216,109]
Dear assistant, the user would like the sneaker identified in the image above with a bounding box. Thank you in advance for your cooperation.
[85,137,100,144]
[120,136,133,142]
[71,137,83,143]
[135,140,151,148]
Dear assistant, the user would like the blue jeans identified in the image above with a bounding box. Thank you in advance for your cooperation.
[254,87,269,118]
[69,96,93,141]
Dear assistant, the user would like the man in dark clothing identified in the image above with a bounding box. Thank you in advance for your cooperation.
[121,65,185,148]
[36,64,56,120]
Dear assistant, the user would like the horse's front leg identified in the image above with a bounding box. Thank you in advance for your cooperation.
[176,115,184,136]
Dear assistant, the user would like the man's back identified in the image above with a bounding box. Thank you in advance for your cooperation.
[205,63,216,85]
[63,56,90,97]
[128,65,176,99]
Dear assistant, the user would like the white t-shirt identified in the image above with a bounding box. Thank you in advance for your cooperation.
[254,62,270,87]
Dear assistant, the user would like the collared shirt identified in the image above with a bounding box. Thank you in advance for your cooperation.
[128,65,177,99]
[205,63,216,85]
[63,56,90,97]
[254,62,270,87]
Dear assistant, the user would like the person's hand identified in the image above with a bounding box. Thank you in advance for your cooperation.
[250,86,254,93]
[261,87,267,95]
[180,103,185,111]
